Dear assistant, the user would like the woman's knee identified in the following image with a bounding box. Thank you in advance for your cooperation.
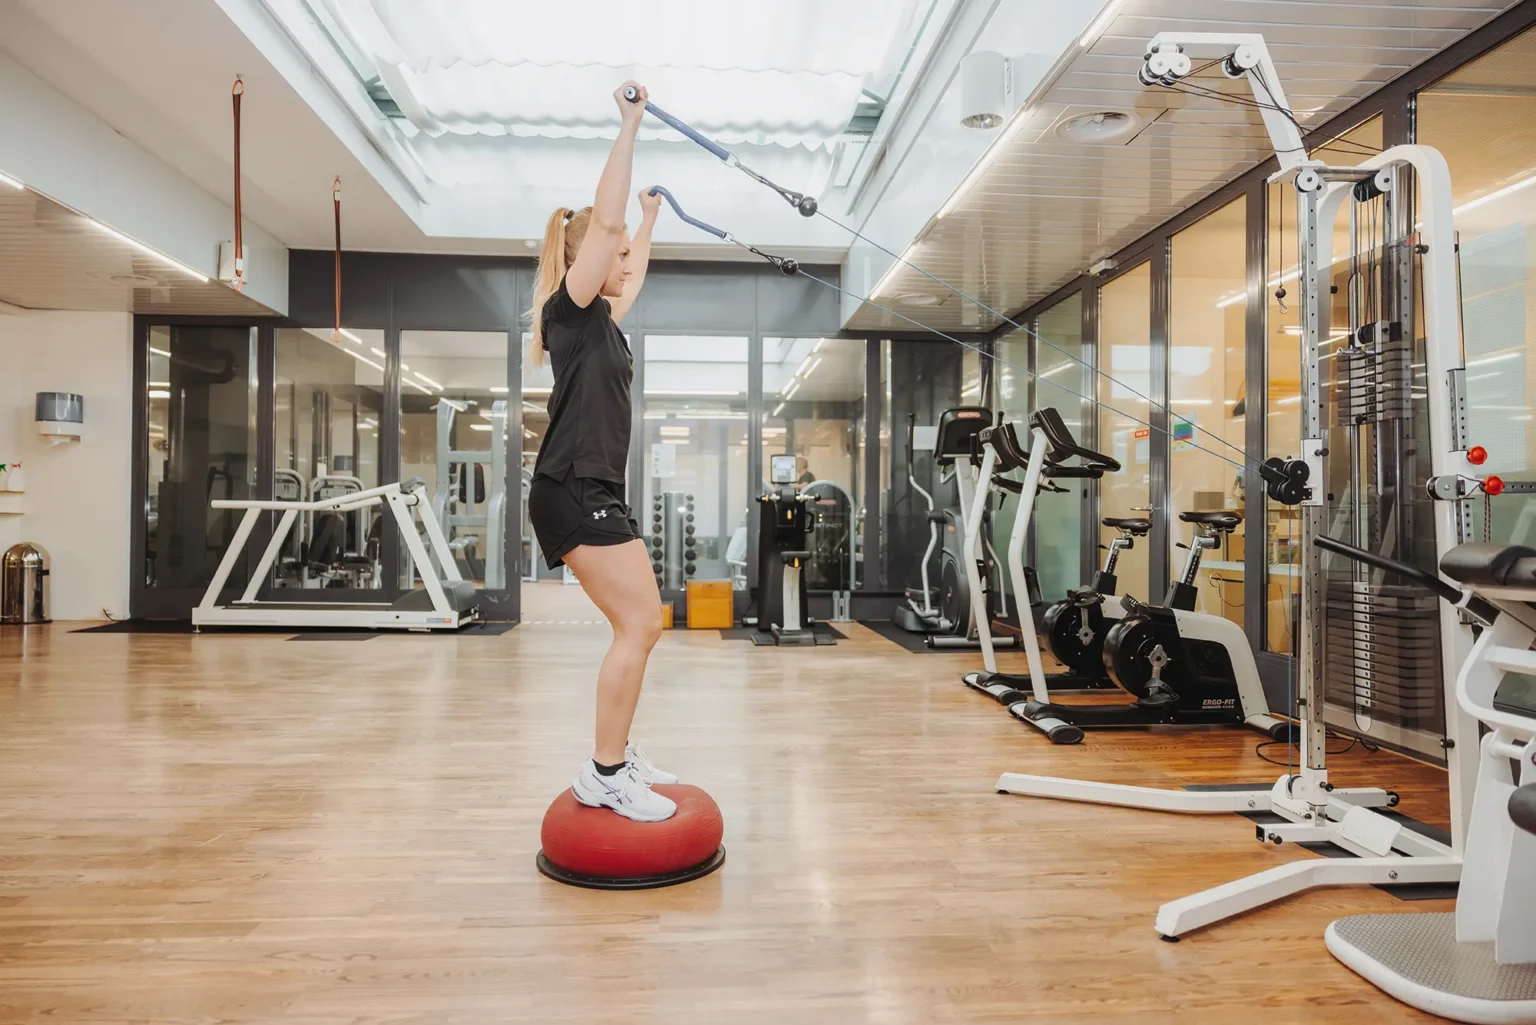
[616,601,663,649]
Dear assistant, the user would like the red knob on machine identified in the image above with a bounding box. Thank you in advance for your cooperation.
[1468,445,1488,466]
[1485,475,1505,497]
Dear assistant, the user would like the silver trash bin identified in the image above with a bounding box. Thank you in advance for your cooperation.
[1,543,50,624]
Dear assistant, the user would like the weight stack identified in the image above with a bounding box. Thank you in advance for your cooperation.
[1322,578,1446,734]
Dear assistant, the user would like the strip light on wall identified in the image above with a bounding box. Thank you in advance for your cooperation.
[0,171,23,190]
[935,100,1036,223]
[1079,0,1128,47]
[89,221,209,282]
[870,244,918,299]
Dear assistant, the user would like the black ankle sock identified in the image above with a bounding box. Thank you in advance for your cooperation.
[594,759,626,777]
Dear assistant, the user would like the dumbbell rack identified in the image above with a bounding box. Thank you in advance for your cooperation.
[650,491,697,591]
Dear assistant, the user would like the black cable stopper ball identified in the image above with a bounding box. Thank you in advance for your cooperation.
[779,258,799,276]
[797,195,818,217]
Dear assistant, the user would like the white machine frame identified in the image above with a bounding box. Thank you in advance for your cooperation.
[1326,568,1536,1022]
[995,32,1481,937]
[931,425,1018,650]
[193,478,478,631]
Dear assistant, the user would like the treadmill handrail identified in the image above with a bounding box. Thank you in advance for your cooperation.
[212,480,413,513]
[1029,407,1120,473]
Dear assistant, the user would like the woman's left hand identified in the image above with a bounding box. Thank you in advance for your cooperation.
[638,186,663,220]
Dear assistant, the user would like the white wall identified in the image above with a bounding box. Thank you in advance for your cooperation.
[0,311,132,621]
[0,51,289,315]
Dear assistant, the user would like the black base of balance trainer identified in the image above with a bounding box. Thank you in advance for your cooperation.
[535,845,727,890]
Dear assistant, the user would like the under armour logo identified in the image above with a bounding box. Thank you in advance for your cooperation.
[592,509,608,519]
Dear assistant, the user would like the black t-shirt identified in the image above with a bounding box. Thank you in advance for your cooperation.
[532,277,633,483]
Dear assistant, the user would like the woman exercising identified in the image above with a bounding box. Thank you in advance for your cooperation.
[526,82,677,823]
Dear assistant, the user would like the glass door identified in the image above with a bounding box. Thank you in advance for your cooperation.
[639,334,750,595]
[1098,264,1154,601]
[761,337,866,591]
[133,323,260,618]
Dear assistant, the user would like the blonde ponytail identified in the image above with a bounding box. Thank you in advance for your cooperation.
[527,205,593,365]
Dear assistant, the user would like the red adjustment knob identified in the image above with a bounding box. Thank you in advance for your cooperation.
[1485,475,1505,497]
[1468,445,1488,466]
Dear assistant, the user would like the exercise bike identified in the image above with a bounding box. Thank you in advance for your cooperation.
[996,410,1291,744]
[962,410,1129,701]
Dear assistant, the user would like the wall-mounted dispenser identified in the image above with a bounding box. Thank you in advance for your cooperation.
[35,392,83,445]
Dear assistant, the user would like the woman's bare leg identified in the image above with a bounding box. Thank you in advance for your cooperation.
[561,539,663,765]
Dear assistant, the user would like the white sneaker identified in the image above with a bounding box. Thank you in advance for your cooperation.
[571,760,677,822]
[626,742,679,785]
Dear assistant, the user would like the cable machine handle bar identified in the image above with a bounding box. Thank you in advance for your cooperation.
[1313,536,1464,606]
[644,186,729,240]
[624,87,732,163]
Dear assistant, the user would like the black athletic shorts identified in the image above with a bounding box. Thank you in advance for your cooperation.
[527,471,641,570]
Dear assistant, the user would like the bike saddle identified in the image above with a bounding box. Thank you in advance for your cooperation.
[1180,510,1242,531]
[1067,586,1104,608]
[1102,517,1151,536]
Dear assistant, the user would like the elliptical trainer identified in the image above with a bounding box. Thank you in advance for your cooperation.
[899,407,1017,650]
[893,414,949,634]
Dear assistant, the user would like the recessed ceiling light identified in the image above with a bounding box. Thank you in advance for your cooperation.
[897,293,940,306]
[1056,111,1137,144]
[523,239,539,250]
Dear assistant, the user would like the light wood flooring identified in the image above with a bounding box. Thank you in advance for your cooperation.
[0,582,1455,1024]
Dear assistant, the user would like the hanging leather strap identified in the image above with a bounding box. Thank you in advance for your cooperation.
[332,177,343,342]
[231,77,245,291]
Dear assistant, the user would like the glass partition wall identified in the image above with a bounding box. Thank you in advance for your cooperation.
[762,338,866,591]
[1098,264,1154,601]
[1169,199,1247,627]
[639,335,750,592]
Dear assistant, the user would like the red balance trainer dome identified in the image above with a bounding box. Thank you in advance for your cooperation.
[537,784,726,889]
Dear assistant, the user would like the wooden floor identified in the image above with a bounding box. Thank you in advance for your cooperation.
[0,583,1455,1024]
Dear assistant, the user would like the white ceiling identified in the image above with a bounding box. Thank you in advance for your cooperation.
[847,0,1524,331]
[0,0,493,255]
[0,183,276,315]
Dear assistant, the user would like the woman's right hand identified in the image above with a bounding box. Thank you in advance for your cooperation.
[616,81,647,131]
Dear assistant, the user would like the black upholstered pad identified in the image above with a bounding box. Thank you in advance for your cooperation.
[1440,543,1536,588]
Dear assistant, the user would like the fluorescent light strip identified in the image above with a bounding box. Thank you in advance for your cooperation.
[330,340,383,373]
[1079,0,1127,47]
[89,221,208,282]
[643,390,741,396]
[149,346,172,357]
[489,386,510,394]
[784,381,801,401]
[1215,293,1246,309]
[935,107,1035,221]
[1454,174,1536,217]
[1169,399,1213,406]
[149,381,170,387]
[414,372,444,390]
[0,171,23,190]
[869,246,917,300]
[772,402,786,417]
[147,389,170,399]
[1465,350,1521,368]
[469,423,492,431]
[337,329,364,346]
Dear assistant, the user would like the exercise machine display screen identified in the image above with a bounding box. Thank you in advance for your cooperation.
[770,454,797,485]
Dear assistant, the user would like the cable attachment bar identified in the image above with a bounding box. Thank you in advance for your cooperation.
[624,87,817,217]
